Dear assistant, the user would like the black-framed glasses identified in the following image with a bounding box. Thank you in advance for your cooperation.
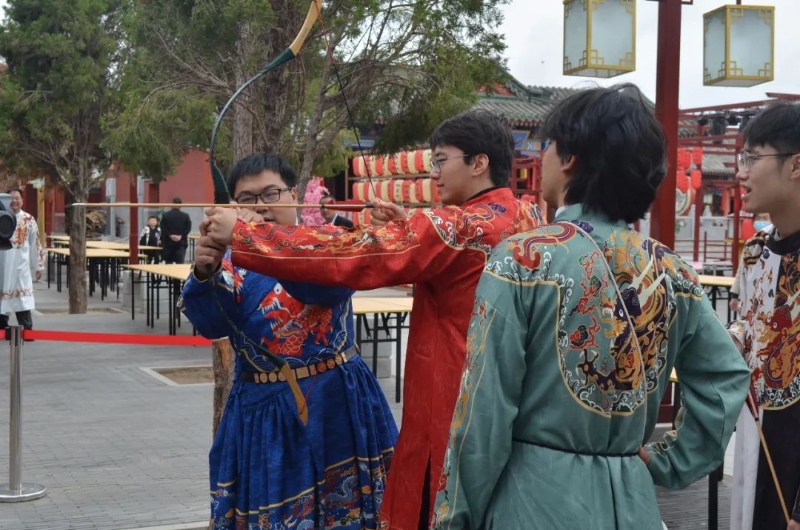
[431,154,471,172]
[234,187,291,205]
[738,151,798,171]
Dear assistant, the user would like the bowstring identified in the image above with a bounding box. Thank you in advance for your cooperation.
[313,2,377,200]
[203,4,372,420]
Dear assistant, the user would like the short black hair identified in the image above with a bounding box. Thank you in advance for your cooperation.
[227,153,298,194]
[172,197,182,204]
[320,193,333,203]
[741,101,800,164]
[148,215,158,220]
[541,83,667,223]
[7,188,22,195]
[429,109,514,187]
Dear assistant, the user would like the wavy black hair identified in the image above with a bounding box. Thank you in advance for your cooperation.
[429,109,515,187]
[540,83,667,223]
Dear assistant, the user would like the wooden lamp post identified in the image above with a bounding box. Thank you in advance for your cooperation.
[563,0,775,253]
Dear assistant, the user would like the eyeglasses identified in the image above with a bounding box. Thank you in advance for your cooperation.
[431,154,471,173]
[737,151,798,171]
[234,187,291,205]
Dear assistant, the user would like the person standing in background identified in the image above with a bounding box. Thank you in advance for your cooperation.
[160,198,191,264]
[139,215,161,263]
[320,193,354,228]
[0,188,45,334]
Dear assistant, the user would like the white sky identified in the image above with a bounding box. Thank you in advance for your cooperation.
[1,0,796,109]
[501,0,799,109]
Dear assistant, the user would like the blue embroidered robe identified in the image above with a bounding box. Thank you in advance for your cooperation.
[179,252,398,529]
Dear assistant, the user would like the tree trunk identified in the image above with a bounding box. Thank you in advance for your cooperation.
[211,338,235,439]
[67,184,88,314]
[232,22,256,161]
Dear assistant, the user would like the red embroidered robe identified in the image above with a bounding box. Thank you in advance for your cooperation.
[230,187,544,529]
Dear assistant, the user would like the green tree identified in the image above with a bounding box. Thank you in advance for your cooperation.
[113,0,509,199]
[0,0,126,313]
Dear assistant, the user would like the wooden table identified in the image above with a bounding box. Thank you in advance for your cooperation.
[352,296,413,402]
[698,274,735,322]
[86,240,160,251]
[47,248,143,300]
[47,234,70,248]
[125,264,191,335]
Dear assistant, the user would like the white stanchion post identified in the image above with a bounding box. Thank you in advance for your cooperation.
[0,326,46,502]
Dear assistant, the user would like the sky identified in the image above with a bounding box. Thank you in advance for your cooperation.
[1,0,797,109]
[500,0,800,109]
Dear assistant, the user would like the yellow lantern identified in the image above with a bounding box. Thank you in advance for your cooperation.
[563,0,636,78]
[703,5,775,87]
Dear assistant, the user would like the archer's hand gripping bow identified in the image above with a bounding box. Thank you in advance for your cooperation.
[206,0,324,426]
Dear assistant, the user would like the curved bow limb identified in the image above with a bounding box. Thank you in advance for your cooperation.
[208,0,324,207]
[205,0,325,427]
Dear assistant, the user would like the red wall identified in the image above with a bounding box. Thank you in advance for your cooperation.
[158,150,213,204]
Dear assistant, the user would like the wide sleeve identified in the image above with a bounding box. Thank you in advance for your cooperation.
[28,218,44,272]
[645,304,750,489]
[231,208,480,290]
[278,279,353,307]
[730,253,746,297]
[432,268,528,530]
[178,251,242,339]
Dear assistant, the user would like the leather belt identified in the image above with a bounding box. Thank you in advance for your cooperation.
[512,438,638,457]
[240,345,359,385]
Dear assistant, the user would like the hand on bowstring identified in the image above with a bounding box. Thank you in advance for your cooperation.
[370,198,408,227]
[235,205,263,224]
[203,206,237,246]
[194,220,227,281]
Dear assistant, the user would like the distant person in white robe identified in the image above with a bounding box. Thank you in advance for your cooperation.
[0,188,45,333]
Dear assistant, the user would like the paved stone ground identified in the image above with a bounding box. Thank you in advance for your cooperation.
[0,278,733,529]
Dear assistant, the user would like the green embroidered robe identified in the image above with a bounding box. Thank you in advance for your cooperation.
[432,205,750,530]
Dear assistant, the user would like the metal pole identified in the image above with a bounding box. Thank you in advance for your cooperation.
[0,326,46,502]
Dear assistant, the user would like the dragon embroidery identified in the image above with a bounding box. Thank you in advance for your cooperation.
[259,283,334,356]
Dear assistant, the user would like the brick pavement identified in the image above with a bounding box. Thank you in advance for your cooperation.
[0,280,734,529]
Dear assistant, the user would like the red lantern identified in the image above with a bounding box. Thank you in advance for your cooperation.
[676,169,689,193]
[677,149,690,170]
[691,170,702,190]
[400,151,411,174]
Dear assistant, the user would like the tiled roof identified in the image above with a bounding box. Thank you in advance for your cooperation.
[700,153,736,176]
[473,80,585,126]
[474,76,697,134]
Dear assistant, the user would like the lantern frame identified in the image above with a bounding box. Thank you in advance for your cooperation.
[703,4,775,87]
[563,0,637,79]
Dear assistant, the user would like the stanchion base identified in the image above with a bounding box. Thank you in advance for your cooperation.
[0,484,47,502]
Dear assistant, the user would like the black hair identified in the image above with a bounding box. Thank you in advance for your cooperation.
[320,193,333,203]
[429,109,514,187]
[7,188,22,195]
[227,153,298,194]
[741,101,800,164]
[148,215,158,220]
[172,197,182,204]
[540,83,667,223]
